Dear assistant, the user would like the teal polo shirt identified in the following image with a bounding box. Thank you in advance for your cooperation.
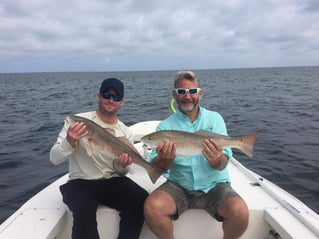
[149,107,232,192]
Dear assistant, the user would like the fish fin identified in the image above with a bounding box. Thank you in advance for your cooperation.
[195,130,231,139]
[237,133,258,158]
[104,128,116,136]
[146,165,164,184]
[83,138,94,157]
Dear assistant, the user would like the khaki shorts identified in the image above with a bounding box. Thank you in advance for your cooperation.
[156,181,240,221]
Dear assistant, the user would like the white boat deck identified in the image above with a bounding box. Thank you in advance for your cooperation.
[1,158,318,239]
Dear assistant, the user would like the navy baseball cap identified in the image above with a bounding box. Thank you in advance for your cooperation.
[99,78,124,98]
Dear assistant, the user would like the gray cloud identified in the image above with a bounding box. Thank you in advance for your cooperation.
[0,0,318,72]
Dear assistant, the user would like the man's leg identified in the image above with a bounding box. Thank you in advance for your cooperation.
[218,196,249,239]
[144,190,177,239]
[204,183,249,239]
[99,177,149,239]
[60,180,99,239]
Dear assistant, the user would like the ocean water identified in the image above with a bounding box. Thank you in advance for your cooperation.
[0,66,318,223]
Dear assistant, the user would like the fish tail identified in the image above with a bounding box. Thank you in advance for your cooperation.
[238,133,258,158]
[146,166,163,184]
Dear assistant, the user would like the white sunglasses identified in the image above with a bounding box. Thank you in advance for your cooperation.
[174,88,201,95]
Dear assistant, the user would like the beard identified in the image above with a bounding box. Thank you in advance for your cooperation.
[99,101,118,116]
[177,98,200,112]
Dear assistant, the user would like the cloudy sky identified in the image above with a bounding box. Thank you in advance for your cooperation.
[0,0,318,73]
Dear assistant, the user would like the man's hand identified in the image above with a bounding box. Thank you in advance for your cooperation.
[115,153,133,167]
[114,153,132,176]
[66,122,88,147]
[202,139,227,169]
[152,141,176,171]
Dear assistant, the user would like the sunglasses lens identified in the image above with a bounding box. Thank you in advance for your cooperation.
[102,92,111,99]
[102,92,122,101]
[113,95,122,101]
[177,89,186,95]
[189,88,198,94]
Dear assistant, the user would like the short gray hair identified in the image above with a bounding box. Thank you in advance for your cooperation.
[174,71,200,88]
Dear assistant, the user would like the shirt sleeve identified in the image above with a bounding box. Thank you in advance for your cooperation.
[50,118,75,165]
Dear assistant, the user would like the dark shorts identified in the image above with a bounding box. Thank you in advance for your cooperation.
[156,181,240,221]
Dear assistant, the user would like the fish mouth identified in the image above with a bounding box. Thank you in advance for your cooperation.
[142,142,154,149]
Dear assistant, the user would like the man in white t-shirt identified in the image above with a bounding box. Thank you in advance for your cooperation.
[50,78,148,239]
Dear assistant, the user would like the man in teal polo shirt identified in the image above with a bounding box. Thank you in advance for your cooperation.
[144,71,249,239]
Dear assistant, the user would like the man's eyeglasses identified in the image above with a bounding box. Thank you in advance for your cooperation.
[174,88,201,95]
[101,92,123,102]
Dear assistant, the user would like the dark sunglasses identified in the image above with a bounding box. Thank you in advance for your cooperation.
[174,88,201,95]
[101,92,123,102]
